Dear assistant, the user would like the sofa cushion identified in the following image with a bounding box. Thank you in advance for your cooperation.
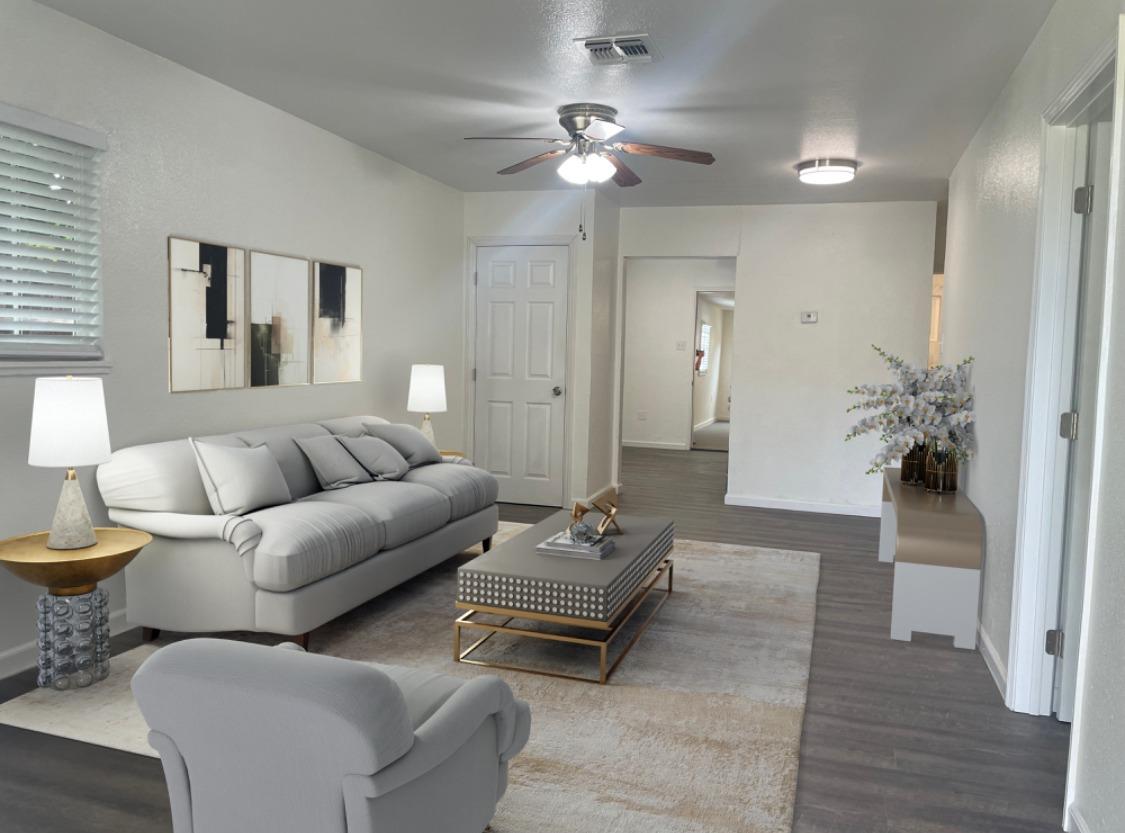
[302,481,451,549]
[375,664,464,729]
[317,415,387,438]
[401,463,499,521]
[295,436,373,490]
[363,423,442,468]
[190,440,292,516]
[233,424,332,501]
[339,436,410,481]
[245,501,385,592]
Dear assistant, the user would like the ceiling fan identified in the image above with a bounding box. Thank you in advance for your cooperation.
[465,103,715,187]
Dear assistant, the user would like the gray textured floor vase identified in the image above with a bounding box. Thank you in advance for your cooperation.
[0,523,821,833]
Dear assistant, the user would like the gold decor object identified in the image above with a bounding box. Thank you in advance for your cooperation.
[900,443,926,486]
[924,447,959,494]
[589,487,623,535]
[0,528,152,595]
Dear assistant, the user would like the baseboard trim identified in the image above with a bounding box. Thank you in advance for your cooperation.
[978,623,1008,698]
[724,493,881,518]
[693,417,716,431]
[622,440,689,451]
[0,607,132,680]
[1069,806,1093,833]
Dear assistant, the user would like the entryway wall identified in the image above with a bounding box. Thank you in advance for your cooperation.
[620,258,736,450]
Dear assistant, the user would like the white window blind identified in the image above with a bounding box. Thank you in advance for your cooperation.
[698,323,712,374]
[0,115,103,359]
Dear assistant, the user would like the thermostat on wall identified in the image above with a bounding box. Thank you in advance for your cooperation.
[800,311,819,324]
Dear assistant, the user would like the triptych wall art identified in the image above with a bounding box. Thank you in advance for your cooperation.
[168,236,362,392]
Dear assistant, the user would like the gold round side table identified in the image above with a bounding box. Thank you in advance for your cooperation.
[0,528,151,690]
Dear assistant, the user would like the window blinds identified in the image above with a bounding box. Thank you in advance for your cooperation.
[0,118,102,359]
[698,323,712,373]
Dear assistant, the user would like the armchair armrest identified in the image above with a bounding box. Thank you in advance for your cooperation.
[350,675,523,799]
[107,508,261,557]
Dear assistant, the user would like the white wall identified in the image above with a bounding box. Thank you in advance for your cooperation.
[692,298,725,429]
[0,0,465,675]
[620,259,736,448]
[618,203,935,514]
[463,190,620,502]
[942,0,1125,828]
[716,308,735,421]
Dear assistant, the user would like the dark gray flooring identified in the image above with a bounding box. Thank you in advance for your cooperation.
[691,417,730,451]
[0,447,1069,833]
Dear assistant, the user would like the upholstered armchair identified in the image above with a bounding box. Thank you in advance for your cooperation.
[132,639,530,833]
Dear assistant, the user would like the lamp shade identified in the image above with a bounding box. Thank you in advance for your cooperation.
[407,364,447,413]
[28,377,111,468]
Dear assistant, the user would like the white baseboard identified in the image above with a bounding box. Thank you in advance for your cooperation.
[1069,806,1093,833]
[978,623,1008,698]
[724,493,881,518]
[622,440,689,451]
[693,417,716,431]
[0,607,133,681]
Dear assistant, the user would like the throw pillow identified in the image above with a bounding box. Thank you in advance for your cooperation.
[294,435,373,490]
[338,435,411,481]
[189,439,292,515]
[362,422,442,468]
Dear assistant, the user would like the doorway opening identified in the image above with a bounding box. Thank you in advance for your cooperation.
[691,291,735,451]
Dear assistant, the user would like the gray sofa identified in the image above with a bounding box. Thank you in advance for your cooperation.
[133,638,530,833]
[96,416,499,643]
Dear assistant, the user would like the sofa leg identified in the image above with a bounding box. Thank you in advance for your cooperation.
[294,632,311,651]
[142,627,161,642]
[482,536,493,553]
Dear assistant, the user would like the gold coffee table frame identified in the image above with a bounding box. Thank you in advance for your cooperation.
[454,558,673,684]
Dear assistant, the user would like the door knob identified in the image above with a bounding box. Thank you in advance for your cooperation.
[552,386,563,397]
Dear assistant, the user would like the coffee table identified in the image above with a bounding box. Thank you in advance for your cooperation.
[455,512,674,684]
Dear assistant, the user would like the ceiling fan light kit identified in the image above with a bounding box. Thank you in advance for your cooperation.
[797,158,858,185]
[465,102,715,189]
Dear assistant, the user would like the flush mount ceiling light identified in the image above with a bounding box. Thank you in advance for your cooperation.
[557,152,616,185]
[797,158,858,185]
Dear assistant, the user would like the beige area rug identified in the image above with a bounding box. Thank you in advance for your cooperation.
[0,522,820,833]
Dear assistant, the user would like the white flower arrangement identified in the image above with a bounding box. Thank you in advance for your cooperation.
[846,345,976,473]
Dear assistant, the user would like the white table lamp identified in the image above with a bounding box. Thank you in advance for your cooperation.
[28,377,112,550]
[407,364,447,445]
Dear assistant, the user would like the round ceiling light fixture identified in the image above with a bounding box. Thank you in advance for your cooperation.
[557,152,616,185]
[797,158,858,185]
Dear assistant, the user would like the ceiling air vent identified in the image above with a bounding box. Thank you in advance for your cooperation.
[579,34,659,65]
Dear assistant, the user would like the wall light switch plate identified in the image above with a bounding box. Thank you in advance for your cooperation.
[675,340,687,351]
[800,311,819,324]
[637,411,648,422]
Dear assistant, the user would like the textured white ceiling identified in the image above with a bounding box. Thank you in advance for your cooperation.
[34,0,1056,206]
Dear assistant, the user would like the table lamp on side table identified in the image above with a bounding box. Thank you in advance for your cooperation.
[28,376,112,549]
[407,363,447,446]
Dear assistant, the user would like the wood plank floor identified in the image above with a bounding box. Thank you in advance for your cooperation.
[0,447,1069,832]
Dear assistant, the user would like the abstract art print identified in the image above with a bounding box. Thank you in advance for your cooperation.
[312,261,362,383]
[248,250,310,387]
[168,237,246,392]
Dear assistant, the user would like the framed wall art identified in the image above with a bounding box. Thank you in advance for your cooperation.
[312,261,362,384]
[248,250,310,387]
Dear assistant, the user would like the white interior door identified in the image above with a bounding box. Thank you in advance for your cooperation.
[1055,107,1114,722]
[474,245,569,506]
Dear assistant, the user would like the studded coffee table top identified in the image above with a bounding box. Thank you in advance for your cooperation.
[457,511,674,624]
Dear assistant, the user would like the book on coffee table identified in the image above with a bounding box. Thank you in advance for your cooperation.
[536,530,616,560]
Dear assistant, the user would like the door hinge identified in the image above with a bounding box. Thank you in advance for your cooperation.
[1059,411,1079,441]
[473,271,478,286]
[1074,185,1094,215]
[1045,628,1065,657]
[472,368,477,381]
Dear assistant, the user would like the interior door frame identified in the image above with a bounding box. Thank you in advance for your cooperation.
[464,235,578,507]
[688,288,736,449]
[1008,37,1116,718]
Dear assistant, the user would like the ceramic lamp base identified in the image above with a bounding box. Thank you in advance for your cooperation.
[419,413,436,446]
[47,471,96,550]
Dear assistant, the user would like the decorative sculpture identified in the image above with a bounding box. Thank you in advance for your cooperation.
[568,488,623,539]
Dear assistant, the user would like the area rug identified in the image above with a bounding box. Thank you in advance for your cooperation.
[0,522,820,833]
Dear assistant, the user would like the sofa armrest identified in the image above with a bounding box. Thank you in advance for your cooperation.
[107,508,261,557]
[352,675,524,799]
[441,453,474,466]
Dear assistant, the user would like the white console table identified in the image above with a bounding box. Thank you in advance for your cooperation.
[880,469,984,650]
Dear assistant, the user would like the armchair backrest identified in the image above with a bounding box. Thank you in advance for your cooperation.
[132,639,414,833]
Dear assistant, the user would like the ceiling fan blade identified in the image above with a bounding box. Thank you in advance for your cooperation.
[607,154,642,187]
[465,136,571,144]
[583,119,625,142]
[612,142,715,165]
[497,148,569,175]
